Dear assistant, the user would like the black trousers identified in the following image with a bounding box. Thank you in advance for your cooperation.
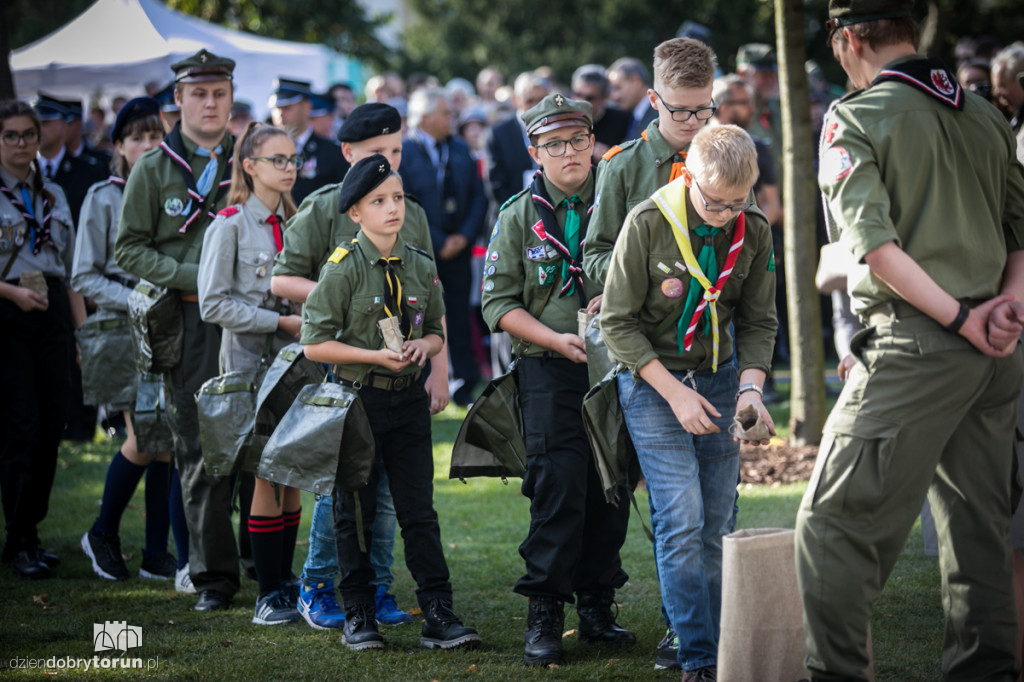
[436,251,479,390]
[334,377,452,609]
[167,302,239,597]
[0,280,71,552]
[514,356,630,602]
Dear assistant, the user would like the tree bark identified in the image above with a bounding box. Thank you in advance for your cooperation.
[0,1,16,100]
[775,0,826,445]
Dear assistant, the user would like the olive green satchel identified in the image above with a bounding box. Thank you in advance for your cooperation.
[127,281,183,374]
[77,311,136,407]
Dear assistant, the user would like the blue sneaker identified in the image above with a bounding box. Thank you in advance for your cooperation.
[297,581,346,630]
[375,584,414,625]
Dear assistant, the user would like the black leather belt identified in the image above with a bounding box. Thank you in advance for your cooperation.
[335,367,421,391]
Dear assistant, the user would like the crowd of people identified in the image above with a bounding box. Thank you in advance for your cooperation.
[3,0,1024,678]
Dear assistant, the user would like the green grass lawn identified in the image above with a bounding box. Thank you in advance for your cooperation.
[0,403,942,680]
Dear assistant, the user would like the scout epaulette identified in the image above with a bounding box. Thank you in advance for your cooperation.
[405,243,433,261]
[217,206,240,217]
[499,186,531,213]
[872,57,963,111]
[327,246,350,264]
[601,137,641,162]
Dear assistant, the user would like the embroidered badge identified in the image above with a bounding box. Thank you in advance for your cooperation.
[537,264,556,286]
[661,278,684,298]
[527,245,546,261]
[374,296,381,305]
[824,121,838,144]
[822,146,853,182]
[768,248,776,272]
[483,280,495,292]
[414,311,424,326]
[407,295,418,305]
[489,222,499,242]
[164,197,185,217]
[931,69,955,96]
[433,275,440,286]
[327,246,349,263]
[218,206,240,217]
[531,221,548,241]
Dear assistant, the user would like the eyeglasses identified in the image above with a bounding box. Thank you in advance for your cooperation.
[534,134,592,157]
[250,155,303,171]
[692,178,753,214]
[1,130,40,146]
[825,18,842,47]
[653,91,717,122]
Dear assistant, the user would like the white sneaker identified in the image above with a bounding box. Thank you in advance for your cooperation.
[175,564,196,594]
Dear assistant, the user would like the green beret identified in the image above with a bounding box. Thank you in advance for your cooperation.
[521,93,593,137]
[171,49,235,84]
[828,0,913,23]
[338,154,394,214]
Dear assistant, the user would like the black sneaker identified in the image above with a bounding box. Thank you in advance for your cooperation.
[81,530,129,581]
[252,590,300,626]
[139,551,176,580]
[342,604,385,651]
[420,597,481,649]
[654,626,681,670]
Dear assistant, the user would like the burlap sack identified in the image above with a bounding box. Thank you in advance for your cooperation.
[718,528,809,682]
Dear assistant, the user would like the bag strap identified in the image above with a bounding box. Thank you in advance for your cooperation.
[653,298,689,339]
[1,238,26,280]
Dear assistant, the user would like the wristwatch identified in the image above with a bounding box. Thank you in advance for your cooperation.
[736,383,763,401]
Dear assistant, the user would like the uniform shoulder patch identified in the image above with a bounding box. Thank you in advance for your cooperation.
[499,186,531,213]
[602,145,624,162]
[217,206,240,218]
[405,243,434,261]
[601,137,641,163]
[327,246,350,264]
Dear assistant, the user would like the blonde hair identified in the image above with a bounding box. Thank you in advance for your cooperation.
[686,125,759,190]
[228,121,297,219]
[653,38,717,90]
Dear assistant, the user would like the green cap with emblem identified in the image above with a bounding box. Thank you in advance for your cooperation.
[171,49,235,83]
[828,0,913,23]
[521,93,593,137]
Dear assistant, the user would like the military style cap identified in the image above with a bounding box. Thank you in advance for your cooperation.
[171,49,235,84]
[736,43,777,70]
[59,98,84,120]
[337,103,402,143]
[521,93,593,137]
[229,101,253,120]
[110,96,159,143]
[828,0,913,23]
[269,77,312,109]
[33,94,69,121]
[337,153,394,214]
[309,92,333,118]
[153,82,179,113]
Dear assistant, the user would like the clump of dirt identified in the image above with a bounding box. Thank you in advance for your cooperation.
[740,441,819,486]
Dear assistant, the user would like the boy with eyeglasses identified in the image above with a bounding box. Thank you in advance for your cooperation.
[481,93,634,666]
[600,124,776,682]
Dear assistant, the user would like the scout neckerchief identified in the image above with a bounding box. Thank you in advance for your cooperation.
[0,175,54,255]
[529,171,592,306]
[872,57,964,111]
[640,129,688,181]
[377,254,411,339]
[159,124,232,234]
[652,179,745,372]
[266,214,284,253]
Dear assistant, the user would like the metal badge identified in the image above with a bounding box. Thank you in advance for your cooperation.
[164,197,185,216]
[661,277,684,298]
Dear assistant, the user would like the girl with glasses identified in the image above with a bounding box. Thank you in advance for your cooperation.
[197,122,304,625]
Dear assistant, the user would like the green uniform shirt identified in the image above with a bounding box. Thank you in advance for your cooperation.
[480,173,595,356]
[585,120,680,290]
[301,232,445,378]
[114,130,233,293]
[820,56,1024,316]
[273,181,433,280]
[601,195,777,376]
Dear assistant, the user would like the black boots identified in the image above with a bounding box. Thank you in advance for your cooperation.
[524,596,565,666]
[420,597,481,649]
[576,589,636,647]
[342,603,385,651]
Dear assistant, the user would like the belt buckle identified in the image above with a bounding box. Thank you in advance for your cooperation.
[393,375,411,391]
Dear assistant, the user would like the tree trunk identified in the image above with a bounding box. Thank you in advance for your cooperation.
[775,0,826,445]
[0,1,15,100]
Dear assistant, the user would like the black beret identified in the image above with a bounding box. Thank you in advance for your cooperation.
[337,103,401,143]
[829,0,913,23]
[110,97,160,143]
[337,153,393,214]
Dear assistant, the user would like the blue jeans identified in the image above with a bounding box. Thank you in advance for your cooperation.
[301,457,397,589]
[618,365,739,671]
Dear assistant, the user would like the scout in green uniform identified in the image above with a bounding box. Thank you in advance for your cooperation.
[301,154,481,652]
[584,38,719,293]
[481,93,634,666]
[600,124,777,680]
[272,103,429,629]
[114,49,239,612]
[795,2,1024,679]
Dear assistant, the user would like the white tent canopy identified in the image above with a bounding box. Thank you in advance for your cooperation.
[12,0,362,119]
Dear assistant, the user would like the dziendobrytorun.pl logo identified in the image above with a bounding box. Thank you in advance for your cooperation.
[7,621,161,672]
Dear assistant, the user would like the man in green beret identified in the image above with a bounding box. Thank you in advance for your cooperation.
[795,2,1024,679]
[481,92,633,666]
[115,48,240,613]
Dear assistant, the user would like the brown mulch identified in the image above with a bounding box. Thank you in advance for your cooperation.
[739,441,820,486]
